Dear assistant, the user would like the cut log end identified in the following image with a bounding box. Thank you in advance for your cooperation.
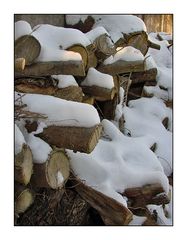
[15,58,26,71]
[15,184,34,215]
[15,144,33,185]
[31,150,70,189]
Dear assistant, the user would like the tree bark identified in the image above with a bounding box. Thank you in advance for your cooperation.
[130,68,157,84]
[98,60,145,75]
[36,124,102,154]
[15,60,85,77]
[15,35,41,65]
[15,143,33,185]
[31,149,70,189]
[71,177,133,225]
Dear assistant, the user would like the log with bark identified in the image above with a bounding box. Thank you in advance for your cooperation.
[15,143,33,185]
[98,60,145,75]
[14,182,34,216]
[86,44,98,69]
[130,68,157,84]
[81,85,117,101]
[15,60,85,77]
[94,34,116,62]
[36,124,102,154]
[31,149,70,189]
[71,176,133,225]
[15,35,41,65]
[82,95,95,105]
[15,77,83,102]
[147,40,161,50]
[16,187,65,226]
[115,31,149,56]
[15,58,26,71]
[123,183,169,208]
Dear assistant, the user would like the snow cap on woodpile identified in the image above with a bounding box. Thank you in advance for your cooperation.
[85,26,110,43]
[81,68,114,89]
[51,75,78,88]
[104,46,144,65]
[15,20,32,40]
[68,119,169,207]
[31,24,91,62]
[15,92,100,128]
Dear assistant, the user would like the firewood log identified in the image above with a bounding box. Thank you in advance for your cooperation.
[15,78,83,102]
[94,34,116,62]
[148,40,161,50]
[15,58,26,71]
[98,60,145,75]
[15,143,33,185]
[15,60,85,77]
[16,187,65,226]
[36,124,102,154]
[86,44,98,69]
[14,182,34,216]
[130,68,157,84]
[31,149,70,189]
[71,177,133,225]
[81,85,117,101]
[66,44,89,69]
[82,95,95,105]
[15,35,41,65]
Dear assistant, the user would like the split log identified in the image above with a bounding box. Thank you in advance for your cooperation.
[14,182,34,216]
[71,177,133,225]
[31,149,70,189]
[98,60,145,75]
[16,187,65,226]
[81,85,116,101]
[15,78,83,102]
[15,35,41,65]
[94,34,116,62]
[15,60,85,77]
[36,124,102,154]
[123,183,166,208]
[144,80,157,87]
[15,143,33,185]
[82,95,95,105]
[67,44,89,69]
[15,58,26,71]
[130,68,157,84]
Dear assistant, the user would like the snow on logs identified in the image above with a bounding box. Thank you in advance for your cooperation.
[17,93,102,153]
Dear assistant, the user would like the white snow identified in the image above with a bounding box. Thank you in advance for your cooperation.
[92,15,147,43]
[143,85,170,101]
[15,92,100,128]
[145,55,157,70]
[67,119,169,207]
[52,75,78,88]
[27,133,52,164]
[81,68,114,89]
[56,171,64,186]
[129,215,147,226]
[123,97,172,176]
[15,124,26,155]
[31,24,91,62]
[104,46,144,65]
[86,26,109,42]
[15,20,32,40]
[65,15,89,25]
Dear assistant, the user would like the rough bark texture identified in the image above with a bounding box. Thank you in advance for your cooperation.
[98,60,145,75]
[71,177,133,225]
[36,124,102,154]
[130,68,157,84]
[31,149,70,189]
[15,35,41,65]
[15,144,33,185]
[81,85,116,101]
[15,188,65,226]
[15,60,85,77]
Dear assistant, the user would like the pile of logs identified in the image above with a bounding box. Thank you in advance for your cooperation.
[14,19,171,226]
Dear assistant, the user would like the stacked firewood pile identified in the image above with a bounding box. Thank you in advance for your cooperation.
[14,17,171,226]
